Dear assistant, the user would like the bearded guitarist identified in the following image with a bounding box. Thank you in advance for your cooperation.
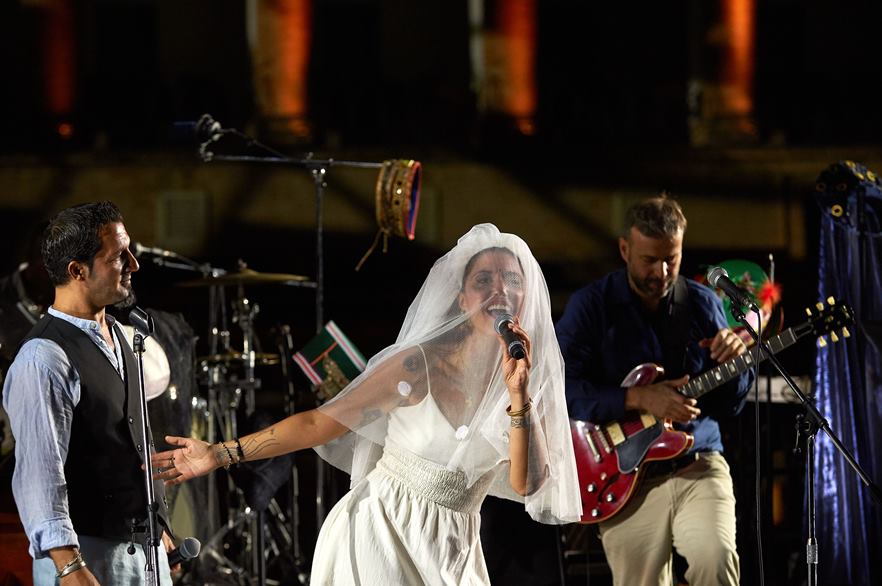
[556,195,753,586]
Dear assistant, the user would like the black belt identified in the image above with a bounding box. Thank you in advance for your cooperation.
[646,452,703,477]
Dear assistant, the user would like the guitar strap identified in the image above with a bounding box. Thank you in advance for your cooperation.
[660,275,691,378]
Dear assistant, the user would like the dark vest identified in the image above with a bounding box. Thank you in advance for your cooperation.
[21,314,169,541]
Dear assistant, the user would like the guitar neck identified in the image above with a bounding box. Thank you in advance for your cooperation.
[680,324,807,399]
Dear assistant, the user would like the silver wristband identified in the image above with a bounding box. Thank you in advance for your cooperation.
[510,414,530,428]
[56,552,87,578]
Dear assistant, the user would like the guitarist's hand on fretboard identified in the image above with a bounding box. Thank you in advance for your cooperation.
[624,374,699,423]
[699,328,747,363]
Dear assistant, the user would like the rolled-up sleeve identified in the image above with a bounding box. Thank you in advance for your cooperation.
[2,338,81,558]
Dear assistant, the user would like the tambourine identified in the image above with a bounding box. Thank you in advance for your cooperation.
[355,159,422,270]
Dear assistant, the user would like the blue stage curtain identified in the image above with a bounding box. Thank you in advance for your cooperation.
[813,161,882,586]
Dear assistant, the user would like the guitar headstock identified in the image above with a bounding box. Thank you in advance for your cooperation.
[804,297,855,346]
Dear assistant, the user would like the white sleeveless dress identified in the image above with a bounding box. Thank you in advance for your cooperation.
[309,391,498,585]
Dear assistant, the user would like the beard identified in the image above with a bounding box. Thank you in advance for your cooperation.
[629,271,674,299]
[113,285,137,310]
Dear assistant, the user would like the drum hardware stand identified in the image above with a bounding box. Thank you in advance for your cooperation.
[276,325,309,583]
[198,285,302,586]
[234,281,260,417]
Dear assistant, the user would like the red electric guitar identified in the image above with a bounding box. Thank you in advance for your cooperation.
[571,298,853,524]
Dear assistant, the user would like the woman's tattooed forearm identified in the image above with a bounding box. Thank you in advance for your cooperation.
[239,428,280,459]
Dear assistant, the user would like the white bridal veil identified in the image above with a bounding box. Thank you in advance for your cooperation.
[315,223,581,523]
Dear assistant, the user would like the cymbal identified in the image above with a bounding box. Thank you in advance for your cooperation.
[178,268,309,287]
[198,351,281,366]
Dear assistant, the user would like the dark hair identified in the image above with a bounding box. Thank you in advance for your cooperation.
[42,201,124,286]
[623,194,687,239]
[460,246,522,291]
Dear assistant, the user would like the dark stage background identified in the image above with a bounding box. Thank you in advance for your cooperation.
[1,1,881,585]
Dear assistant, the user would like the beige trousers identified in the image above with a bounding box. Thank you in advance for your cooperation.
[598,452,739,586]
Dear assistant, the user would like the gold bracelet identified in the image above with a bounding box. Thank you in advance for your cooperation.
[506,400,532,417]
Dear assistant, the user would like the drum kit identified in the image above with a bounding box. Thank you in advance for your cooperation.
[159,260,317,586]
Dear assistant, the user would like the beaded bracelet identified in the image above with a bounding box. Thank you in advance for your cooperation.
[221,442,236,469]
[506,400,532,418]
[56,552,87,578]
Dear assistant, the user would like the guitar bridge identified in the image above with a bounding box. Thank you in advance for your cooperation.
[584,427,602,462]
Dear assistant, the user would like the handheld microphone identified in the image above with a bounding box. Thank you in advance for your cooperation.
[707,266,759,312]
[166,537,201,566]
[493,313,527,360]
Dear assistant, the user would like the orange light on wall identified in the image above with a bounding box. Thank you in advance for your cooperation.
[721,0,754,116]
[57,121,74,139]
[250,0,312,139]
[498,0,537,134]
[43,0,76,117]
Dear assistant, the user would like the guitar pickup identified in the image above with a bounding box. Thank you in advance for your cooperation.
[604,423,623,448]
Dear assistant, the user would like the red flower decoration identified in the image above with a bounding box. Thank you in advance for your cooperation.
[757,280,782,310]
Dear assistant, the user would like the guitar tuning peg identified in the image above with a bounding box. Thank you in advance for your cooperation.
[842,327,851,338]
[827,296,836,305]
[816,302,825,311]
[830,332,840,343]
[818,336,827,347]
[805,307,812,317]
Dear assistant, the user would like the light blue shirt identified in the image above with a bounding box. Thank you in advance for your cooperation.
[2,307,127,559]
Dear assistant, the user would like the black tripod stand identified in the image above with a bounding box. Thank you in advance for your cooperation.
[729,301,881,585]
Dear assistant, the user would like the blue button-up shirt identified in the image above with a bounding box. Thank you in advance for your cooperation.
[556,269,752,454]
[2,307,126,558]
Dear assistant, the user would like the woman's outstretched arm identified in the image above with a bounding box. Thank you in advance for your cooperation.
[152,408,348,486]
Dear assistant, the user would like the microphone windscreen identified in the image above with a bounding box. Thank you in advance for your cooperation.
[128,307,155,337]
[706,266,728,288]
[180,537,201,559]
[493,312,514,335]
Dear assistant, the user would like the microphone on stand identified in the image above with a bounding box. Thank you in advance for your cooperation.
[707,266,760,312]
[493,312,527,360]
[132,242,184,259]
[171,114,223,143]
[128,306,155,338]
[167,537,201,566]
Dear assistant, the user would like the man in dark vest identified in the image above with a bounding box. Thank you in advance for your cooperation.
[2,201,174,585]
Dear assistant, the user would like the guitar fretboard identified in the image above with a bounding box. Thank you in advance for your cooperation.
[681,327,801,399]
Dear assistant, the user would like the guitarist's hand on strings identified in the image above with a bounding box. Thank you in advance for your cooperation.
[624,375,700,424]
[699,328,746,363]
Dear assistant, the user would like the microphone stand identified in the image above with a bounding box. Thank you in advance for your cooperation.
[130,307,162,586]
[194,116,381,530]
[137,248,228,277]
[728,304,882,585]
